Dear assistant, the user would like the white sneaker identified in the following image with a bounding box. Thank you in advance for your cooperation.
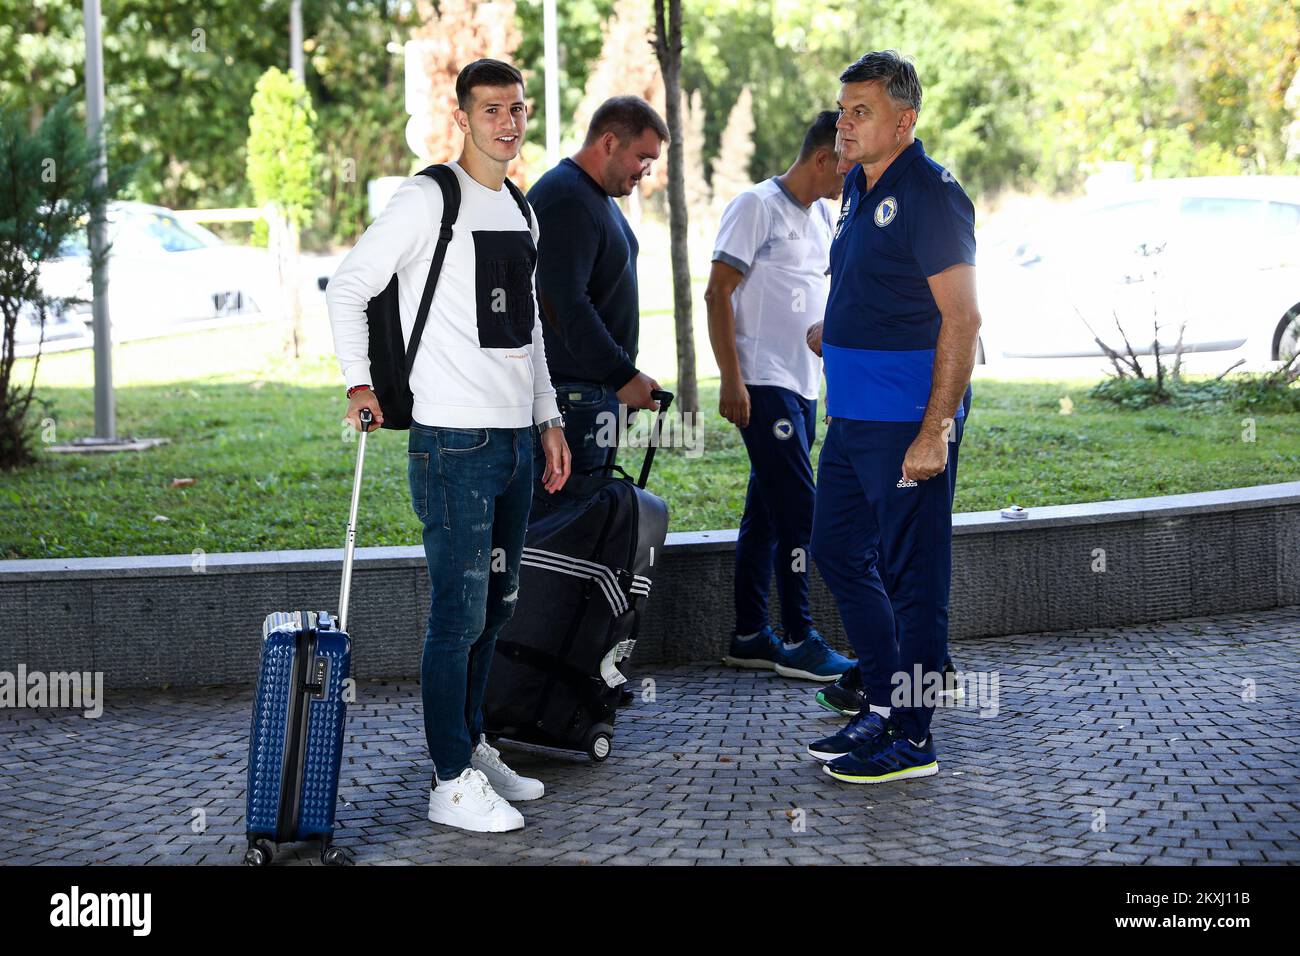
[471,734,545,801]
[427,768,524,833]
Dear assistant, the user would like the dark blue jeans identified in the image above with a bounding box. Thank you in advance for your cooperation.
[548,381,626,477]
[810,414,964,743]
[734,385,818,641]
[407,422,534,782]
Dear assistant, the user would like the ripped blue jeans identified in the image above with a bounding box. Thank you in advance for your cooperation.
[407,423,535,782]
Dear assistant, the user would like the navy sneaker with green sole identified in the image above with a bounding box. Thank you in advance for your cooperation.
[823,733,939,784]
[815,664,863,717]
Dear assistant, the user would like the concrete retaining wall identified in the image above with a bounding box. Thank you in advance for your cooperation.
[2,482,1296,688]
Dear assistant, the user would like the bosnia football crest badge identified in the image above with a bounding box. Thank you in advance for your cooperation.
[874,196,898,227]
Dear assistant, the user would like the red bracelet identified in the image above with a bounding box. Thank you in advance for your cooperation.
[347,384,371,399]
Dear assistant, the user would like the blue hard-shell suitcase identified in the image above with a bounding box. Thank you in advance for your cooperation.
[244,610,352,865]
[243,409,374,866]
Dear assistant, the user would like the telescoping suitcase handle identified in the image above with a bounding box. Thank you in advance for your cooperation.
[337,407,373,632]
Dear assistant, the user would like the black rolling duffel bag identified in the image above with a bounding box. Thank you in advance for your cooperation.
[483,391,674,761]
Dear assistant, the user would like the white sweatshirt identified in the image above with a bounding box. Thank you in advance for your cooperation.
[327,161,561,428]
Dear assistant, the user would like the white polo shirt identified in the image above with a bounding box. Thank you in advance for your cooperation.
[711,177,833,401]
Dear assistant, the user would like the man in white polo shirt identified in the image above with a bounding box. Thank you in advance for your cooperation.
[705,111,853,682]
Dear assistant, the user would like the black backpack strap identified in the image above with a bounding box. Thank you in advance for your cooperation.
[404,164,461,376]
[502,177,532,231]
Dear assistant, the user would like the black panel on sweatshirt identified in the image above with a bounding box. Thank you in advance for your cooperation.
[473,229,537,349]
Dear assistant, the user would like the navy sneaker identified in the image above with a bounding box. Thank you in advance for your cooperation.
[815,664,863,717]
[806,710,891,762]
[774,629,853,682]
[721,625,783,671]
[823,733,939,784]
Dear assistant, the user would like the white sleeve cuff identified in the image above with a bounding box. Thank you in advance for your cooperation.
[342,361,374,391]
[532,392,560,426]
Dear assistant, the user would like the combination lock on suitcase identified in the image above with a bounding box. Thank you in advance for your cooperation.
[243,408,374,866]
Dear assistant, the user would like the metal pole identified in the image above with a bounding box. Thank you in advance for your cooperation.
[290,0,304,81]
[543,0,560,167]
[83,0,114,440]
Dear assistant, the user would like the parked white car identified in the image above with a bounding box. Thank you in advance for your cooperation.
[12,299,90,352]
[977,176,1300,367]
[28,201,279,349]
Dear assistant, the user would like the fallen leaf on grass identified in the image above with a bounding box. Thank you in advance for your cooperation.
[153,515,170,522]
[171,478,196,488]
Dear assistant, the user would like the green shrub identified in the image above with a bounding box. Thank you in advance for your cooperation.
[1090,372,1300,413]
[0,97,120,469]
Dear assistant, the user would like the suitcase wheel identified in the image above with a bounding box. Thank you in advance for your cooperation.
[243,838,274,867]
[586,726,613,762]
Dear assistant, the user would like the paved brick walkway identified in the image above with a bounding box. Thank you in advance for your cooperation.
[1,607,1297,865]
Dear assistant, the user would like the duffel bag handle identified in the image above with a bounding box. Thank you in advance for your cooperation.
[635,390,674,489]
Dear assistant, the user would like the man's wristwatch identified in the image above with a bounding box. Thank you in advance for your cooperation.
[537,415,565,433]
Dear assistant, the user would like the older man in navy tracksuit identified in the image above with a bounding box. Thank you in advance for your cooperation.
[804,51,982,785]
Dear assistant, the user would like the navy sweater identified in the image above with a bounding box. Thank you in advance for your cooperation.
[528,158,640,389]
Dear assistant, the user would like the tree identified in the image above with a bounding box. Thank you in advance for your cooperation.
[9,0,1295,255]
[653,0,698,415]
[246,67,319,359]
[0,98,118,468]
[681,0,846,185]
[1,1,436,247]
[1179,0,1300,175]
[683,89,711,235]
[0,0,82,134]
[710,85,754,218]
[307,1,420,247]
[574,0,668,200]
[514,0,618,154]
[1287,64,1300,161]
[410,0,529,187]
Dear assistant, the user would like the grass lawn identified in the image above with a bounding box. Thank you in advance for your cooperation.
[3,318,1298,560]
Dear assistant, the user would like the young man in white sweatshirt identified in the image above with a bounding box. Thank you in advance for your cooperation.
[327,59,571,834]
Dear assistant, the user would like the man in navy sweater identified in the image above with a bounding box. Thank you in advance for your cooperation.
[528,96,670,475]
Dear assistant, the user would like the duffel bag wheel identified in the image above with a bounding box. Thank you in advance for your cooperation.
[587,730,612,762]
[322,847,352,867]
[244,839,274,866]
